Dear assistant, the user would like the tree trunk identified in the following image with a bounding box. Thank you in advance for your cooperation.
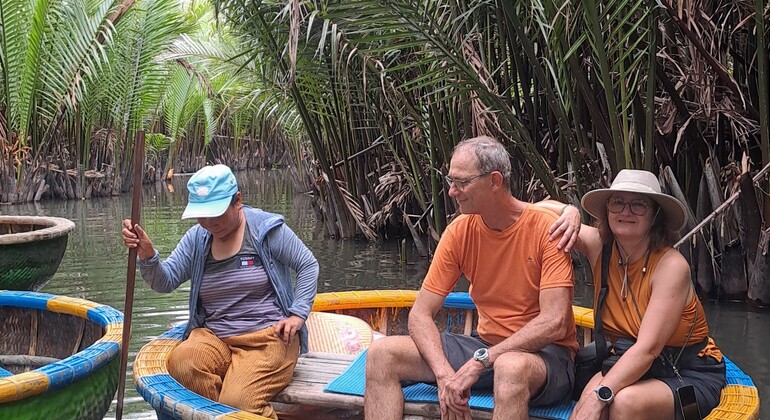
[694,173,717,293]
[748,228,770,304]
[738,173,762,264]
[721,244,747,297]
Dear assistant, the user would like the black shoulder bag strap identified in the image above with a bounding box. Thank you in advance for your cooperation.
[594,243,613,361]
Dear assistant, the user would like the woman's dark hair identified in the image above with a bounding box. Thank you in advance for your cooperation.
[595,199,679,251]
[229,191,241,206]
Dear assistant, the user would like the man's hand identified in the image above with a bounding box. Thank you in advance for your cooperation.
[122,219,155,260]
[569,391,605,420]
[274,315,304,345]
[437,359,484,420]
[548,205,582,253]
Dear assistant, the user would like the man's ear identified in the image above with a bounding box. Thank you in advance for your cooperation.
[489,171,504,190]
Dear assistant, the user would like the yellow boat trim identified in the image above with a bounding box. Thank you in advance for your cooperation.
[134,338,183,378]
[0,371,49,401]
[47,295,100,318]
[312,290,418,311]
[705,385,760,420]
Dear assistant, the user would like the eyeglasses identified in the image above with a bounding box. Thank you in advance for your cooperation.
[444,172,490,189]
[607,198,652,216]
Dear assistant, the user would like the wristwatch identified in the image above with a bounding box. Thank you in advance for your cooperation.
[473,348,492,368]
[594,385,614,404]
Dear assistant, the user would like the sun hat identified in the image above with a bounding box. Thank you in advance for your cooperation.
[580,169,687,232]
[181,164,239,219]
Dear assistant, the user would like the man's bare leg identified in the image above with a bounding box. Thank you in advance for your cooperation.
[491,352,547,420]
[364,336,437,419]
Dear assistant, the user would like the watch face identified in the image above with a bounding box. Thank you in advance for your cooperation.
[474,348,487,359]
[597,386,613,400]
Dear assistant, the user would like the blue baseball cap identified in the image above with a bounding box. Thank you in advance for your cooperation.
[181,164,239,219]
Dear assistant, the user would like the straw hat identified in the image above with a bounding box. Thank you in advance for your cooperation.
[581,169,687,232]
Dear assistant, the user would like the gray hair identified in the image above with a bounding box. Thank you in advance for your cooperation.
[453,136,512,187]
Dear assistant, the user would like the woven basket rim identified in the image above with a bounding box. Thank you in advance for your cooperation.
[0,216,76,245]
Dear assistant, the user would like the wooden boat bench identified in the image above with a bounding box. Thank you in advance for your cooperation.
[273,351,494,419]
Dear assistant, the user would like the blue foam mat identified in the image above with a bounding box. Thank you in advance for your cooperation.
[324,350,575,419]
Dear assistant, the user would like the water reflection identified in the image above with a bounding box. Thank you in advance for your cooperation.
[0,168,766,419]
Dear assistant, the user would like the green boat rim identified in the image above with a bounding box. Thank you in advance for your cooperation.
[0,216,75,245]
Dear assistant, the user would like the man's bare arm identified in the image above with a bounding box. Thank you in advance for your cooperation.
[486,287,573,365]
[408,289,456,381]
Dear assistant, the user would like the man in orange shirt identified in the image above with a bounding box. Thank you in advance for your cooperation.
[364,136,577,420]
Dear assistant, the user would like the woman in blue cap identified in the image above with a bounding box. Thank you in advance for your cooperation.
[121,164,319,418]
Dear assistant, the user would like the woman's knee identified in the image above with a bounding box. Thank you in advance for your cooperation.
[168,341,228,378]
[610,385,658,417]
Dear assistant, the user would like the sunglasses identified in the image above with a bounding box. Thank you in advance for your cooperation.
[606,198,652,216]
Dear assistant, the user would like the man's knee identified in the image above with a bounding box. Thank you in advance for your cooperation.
[493,352,545,397]
[366,337,401,379]
[366,336,425,383]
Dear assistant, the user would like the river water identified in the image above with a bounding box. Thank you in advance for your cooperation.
[1,169,766,418]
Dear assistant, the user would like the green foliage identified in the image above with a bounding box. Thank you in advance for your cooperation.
[207,0,770,246]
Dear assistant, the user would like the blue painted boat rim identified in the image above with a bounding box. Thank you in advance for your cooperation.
[0,290,123,400]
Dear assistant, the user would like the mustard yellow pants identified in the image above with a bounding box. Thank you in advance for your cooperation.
[167,326,299,419]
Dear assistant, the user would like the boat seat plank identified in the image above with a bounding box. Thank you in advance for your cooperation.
[274,352,494,419]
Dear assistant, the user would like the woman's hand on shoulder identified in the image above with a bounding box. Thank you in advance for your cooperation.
[547,204,582,253]
[548,205,601,257]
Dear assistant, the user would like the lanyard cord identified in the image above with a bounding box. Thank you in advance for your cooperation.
[626,270,697,378]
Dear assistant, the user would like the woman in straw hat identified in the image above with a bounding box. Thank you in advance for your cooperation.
[539,169,725,419]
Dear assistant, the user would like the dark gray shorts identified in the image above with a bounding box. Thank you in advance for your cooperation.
[657,356,726,419]
[438,332,574,406]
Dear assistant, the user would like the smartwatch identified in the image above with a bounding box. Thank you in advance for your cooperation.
[473,348,491,368]
[594,385,614,404]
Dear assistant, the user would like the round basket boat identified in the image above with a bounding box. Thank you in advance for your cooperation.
[134,290,759,420]
[0,291,123,419]
[0,216,76,291]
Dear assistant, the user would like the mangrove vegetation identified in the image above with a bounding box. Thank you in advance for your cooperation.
[1,0,769,303]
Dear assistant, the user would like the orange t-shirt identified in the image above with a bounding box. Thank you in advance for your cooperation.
[593,246,722,361]
[422,205,577,353]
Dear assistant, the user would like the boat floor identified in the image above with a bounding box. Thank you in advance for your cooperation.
[273,352,547,420]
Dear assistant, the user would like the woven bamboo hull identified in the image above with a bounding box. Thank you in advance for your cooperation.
[0,291,123,420]
[0,216,75,291]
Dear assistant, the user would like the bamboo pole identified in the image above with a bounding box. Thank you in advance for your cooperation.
[675,160,770,248]
[115,130,144,419]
